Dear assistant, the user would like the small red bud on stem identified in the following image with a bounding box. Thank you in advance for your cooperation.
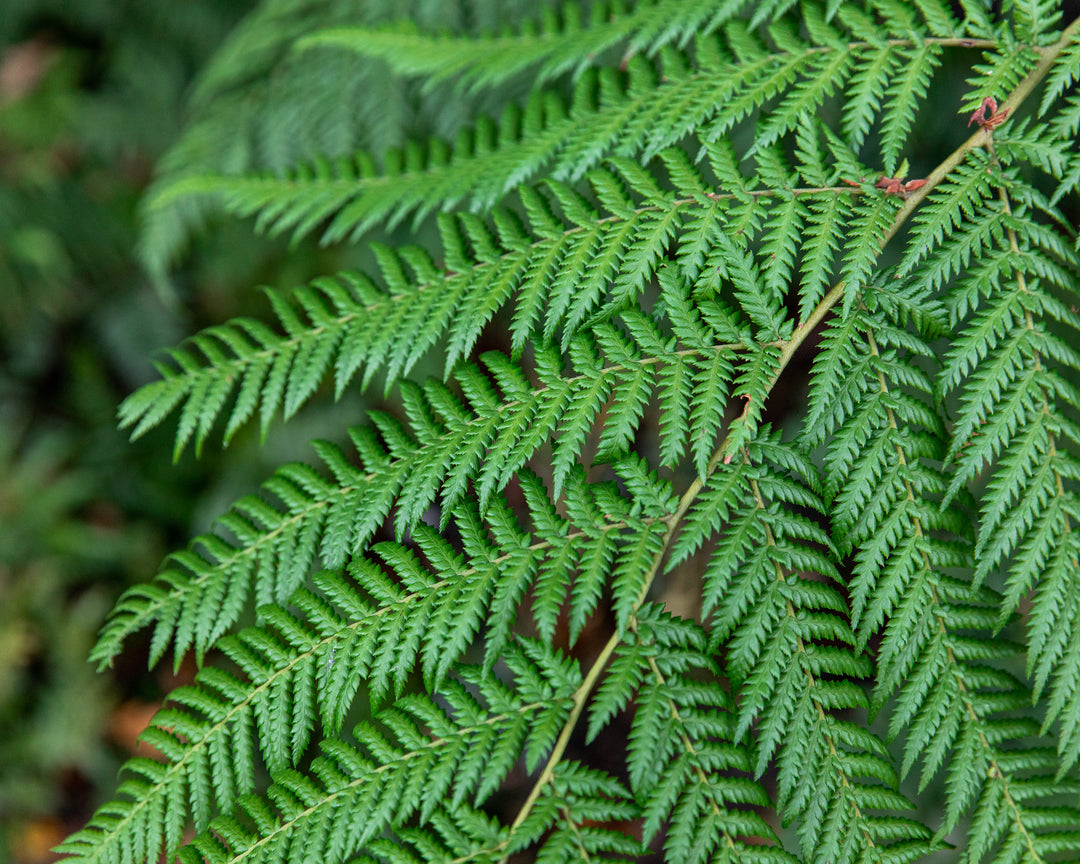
[967,96,1009,130]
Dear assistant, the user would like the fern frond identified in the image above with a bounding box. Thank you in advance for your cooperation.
[899,150,1000,281]
[839,187,904,314]
[60,641,579,864]
[80,450,791,864]
[800,262,1080,859]
[126,153,765,454]
[101,359,594,665]
[126,142,907,462]
[961,44,1041,113]
[994,118,1072,179]
[296,0,747,95]
[145,10,982,268]
[911,0,962,37]
[879,42,943,173]
[1039,24,1080,113]
[670,429,934,863]
[76,456,692,864]
[800,277,954,639]
[147,91,571,247]
[797,184,852,320]
[841,40,901,153]
[608,605,798,863]
[135,13,408,279]
[939,171,1080,771]
[312,803,508,864]
[882,577,1080,859]
[68,6,1080,864]
[101,296,757,669]
[1046,52,1080,203]
[511,762,644,863]
[1013,0,1065,45]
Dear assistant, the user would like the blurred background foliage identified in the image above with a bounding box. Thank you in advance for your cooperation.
[0,2,551,861]
[0,4,251,860]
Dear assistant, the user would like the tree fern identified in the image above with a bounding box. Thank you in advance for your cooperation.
[62,2,1080,863]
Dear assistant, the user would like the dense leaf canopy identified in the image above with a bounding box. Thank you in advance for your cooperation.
[61,1,1080,863]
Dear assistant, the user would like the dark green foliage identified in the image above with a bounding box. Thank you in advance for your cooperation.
[60,2,1080,863]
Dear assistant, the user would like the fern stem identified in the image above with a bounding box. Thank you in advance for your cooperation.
[222,705,550,864]
[766,14,1080,424]
[611,22,1080,849]
[502,543,756,859]
[494,57,1059,836]
[499,628,621,854]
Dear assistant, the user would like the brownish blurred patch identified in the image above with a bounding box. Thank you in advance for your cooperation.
[106,699,163,757]
[106,655,198,758]
[10,815,63,864]
[0,40,54,106]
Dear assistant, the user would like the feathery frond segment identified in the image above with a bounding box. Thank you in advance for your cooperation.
[671,430,934,863]
[61,640,580,864]
[143,2,979,272]
[802,259,1080,859]
[605,605,798,864]
[933,155,1080,776]
[296,0,750,94]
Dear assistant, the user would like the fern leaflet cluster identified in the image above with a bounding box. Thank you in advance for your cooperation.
[63,2,1080,864]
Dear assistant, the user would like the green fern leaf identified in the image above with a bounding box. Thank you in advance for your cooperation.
[296,0,747,95]
[672,430,933,863]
